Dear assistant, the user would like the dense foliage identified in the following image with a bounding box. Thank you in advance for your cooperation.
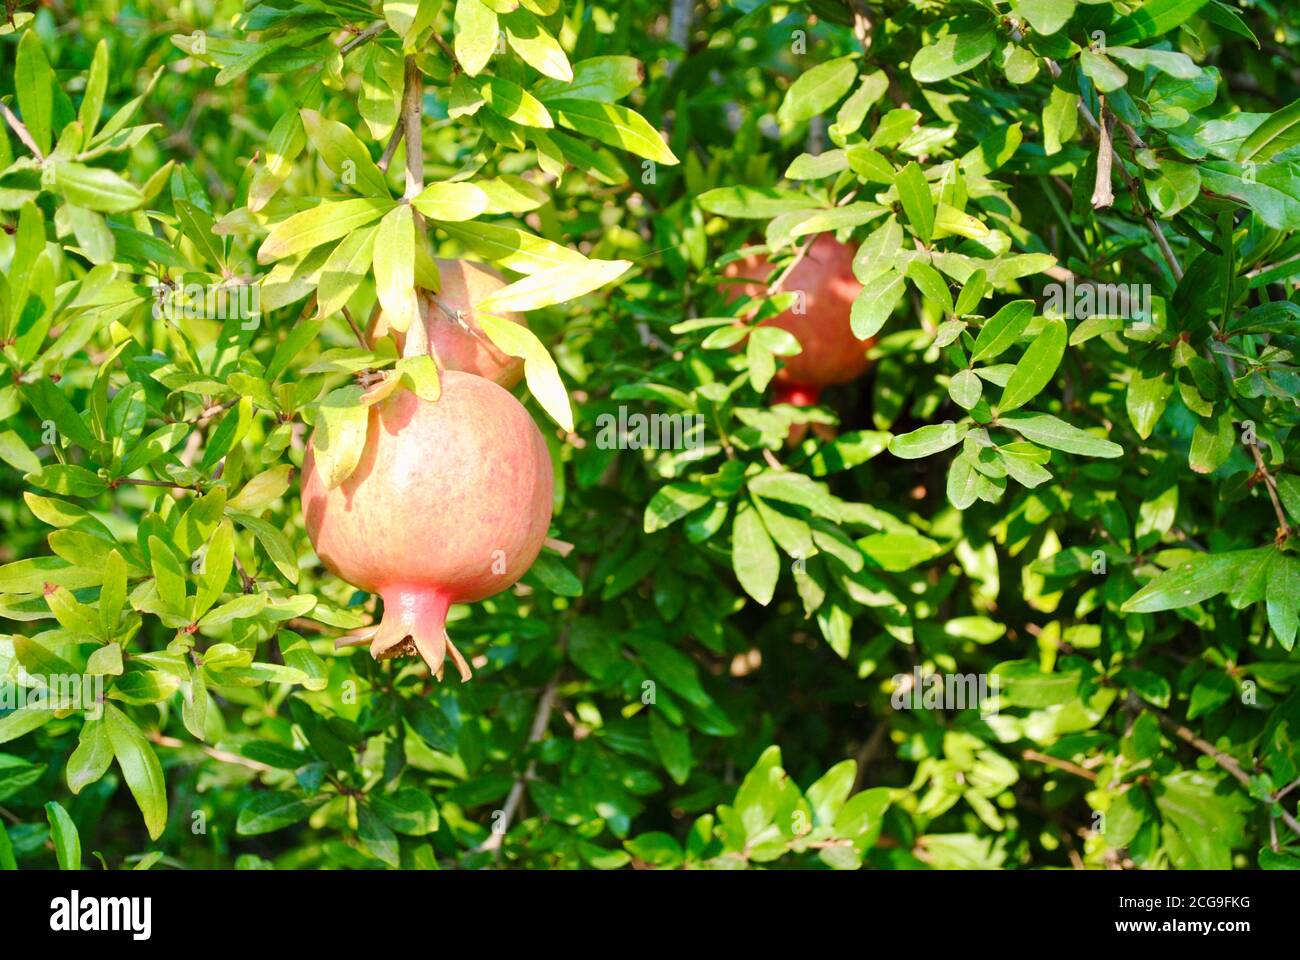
[2,0,1299,871]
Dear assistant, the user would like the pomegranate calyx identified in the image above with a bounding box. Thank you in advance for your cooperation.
[369,586,472,683]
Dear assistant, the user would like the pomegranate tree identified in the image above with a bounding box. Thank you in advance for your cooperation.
[301,371,554,681]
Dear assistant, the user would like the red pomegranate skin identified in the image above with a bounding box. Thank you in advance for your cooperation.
[722,234,870,388]
[771,381,822,408]
[379,259,526,388]
[301,371,553,681]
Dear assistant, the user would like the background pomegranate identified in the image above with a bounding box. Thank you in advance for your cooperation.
[722,233,871,404]
[375,258,526,388]
[301,371,554,681]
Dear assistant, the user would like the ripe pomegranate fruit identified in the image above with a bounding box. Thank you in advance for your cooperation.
[722,233,871,398]
[373,259,526,388]
[301,371,554,681]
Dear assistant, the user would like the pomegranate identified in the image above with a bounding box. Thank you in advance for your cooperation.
[374,259,526,388]
[301,371,554,681]
[722,233,871,395]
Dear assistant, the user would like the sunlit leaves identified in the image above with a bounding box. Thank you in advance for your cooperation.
[478,313,574,431]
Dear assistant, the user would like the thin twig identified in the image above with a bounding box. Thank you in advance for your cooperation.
[851,721,889,792]
[1023,749,1098,782]
[341,306,370,350]
[1249,442,1293,543]
[378,122,404,173]
[1,102,44,159]
[340,21,386,56]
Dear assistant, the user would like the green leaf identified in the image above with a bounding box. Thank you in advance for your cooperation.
[227,465,294,513]
[435,220,586,274]
[0,822,13,870]
[15,30,53,155]
[45,801,81,870]
[52,163,144,213]
[477,312,573,430]
[698,187,821,219]
[476,259,630,313]
[370,788,440,836]
[410,181,489,221]
[1238,97,1300,163]
[1266,554,1300,651]
[257,197,394,265]
[502,7,572,81]
[249,110,306,212]
[310,386,371,490]
[477,75,554,127]
[949,369,983,410]
[1043,84,1079,156]
[25,377,100,451]
[1122,550,1261,614]
[859,531,943,571]
[300,109,390,197]
[1126,365,1173,440]
[0,430,41,474]
[454,0,499,76]
[0,707,54,745]
[0,755,43,802]
[910,27,996,83]
[1079,50,1128,93]
[644,483,711,533]
[1108,0,1212,47]
[1188,670,1235,719]
[315,225,378,320]
[358,803,401,867]
[549,100,678,163]
[395,354,441,402]
[971,300,1034,362]
[895,162,934,243]
[1188,410,1234,474]
[906,259,954,315]
[373,203,418,334]
[1011,0,1076,35]
[104,703,168,840]
[193,519,235,619]
[889,421,968,459]
[806,759,856,827]
[778,56,858,125]
[850,271,905,340]
[237,791,327,836]
[999,318,1066,412]
[535,56,643,103]
[649,711,692,786]
[997,412,1123,458]
[732,502,779,605]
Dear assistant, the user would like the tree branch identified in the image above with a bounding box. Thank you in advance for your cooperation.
[401,56,424,201]
[471,675,561,856]
[1151,704,1300,837]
